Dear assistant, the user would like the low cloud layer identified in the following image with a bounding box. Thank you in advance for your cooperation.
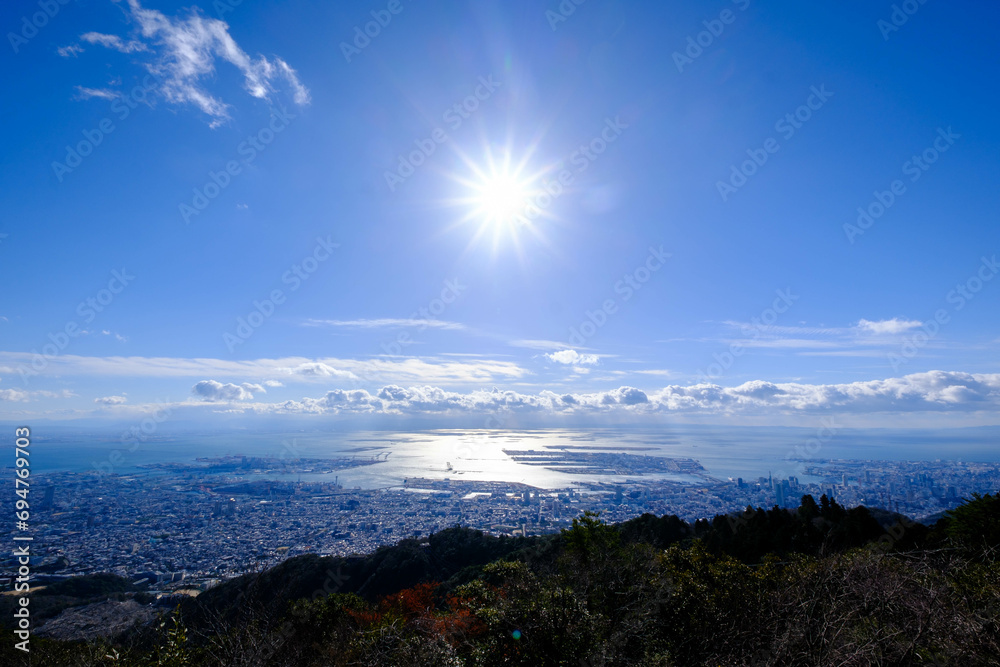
[195,371,1000,419]
[0,389,75,402]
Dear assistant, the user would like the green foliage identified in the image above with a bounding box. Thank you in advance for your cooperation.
[563,511,619,556]
[146,609,190,667]
[944,492,1000,555]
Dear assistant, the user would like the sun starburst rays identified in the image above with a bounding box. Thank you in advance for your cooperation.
[439,142,561,260]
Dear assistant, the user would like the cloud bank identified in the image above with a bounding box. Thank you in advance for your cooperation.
[195,371,1000,419]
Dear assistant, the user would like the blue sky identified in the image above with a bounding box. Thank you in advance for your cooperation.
[1,0,999,428]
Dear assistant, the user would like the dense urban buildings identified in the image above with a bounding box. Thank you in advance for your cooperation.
[6,454,996,595]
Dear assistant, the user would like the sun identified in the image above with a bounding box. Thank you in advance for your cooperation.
[470,170,534,227]
[452,148,553,234]
[441,144,558,257]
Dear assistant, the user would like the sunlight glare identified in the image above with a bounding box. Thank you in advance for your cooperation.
[474,171,532,227]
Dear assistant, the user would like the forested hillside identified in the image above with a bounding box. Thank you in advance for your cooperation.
[5,493,999,666]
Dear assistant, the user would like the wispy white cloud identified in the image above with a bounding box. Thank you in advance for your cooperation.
[57,44,84,58]
[305,318,466,331]
[718,322,845,337]
[438,352,513,358]
[80,31,148,53]
[74,86,119,100]
[94,395,128,405]
[856,318,924,335]
[509,339,578,351]
[546,349,600,365]
[0,352,527,387]
[795,350,895,358]
[737,338,844,350]
[68,0,309,127]
[686,318,935,358]
[285,362,357,379]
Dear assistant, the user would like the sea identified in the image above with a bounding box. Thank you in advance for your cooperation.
[7,425,999,490]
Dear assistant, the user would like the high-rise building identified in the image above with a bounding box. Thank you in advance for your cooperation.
[41,486,55,509]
